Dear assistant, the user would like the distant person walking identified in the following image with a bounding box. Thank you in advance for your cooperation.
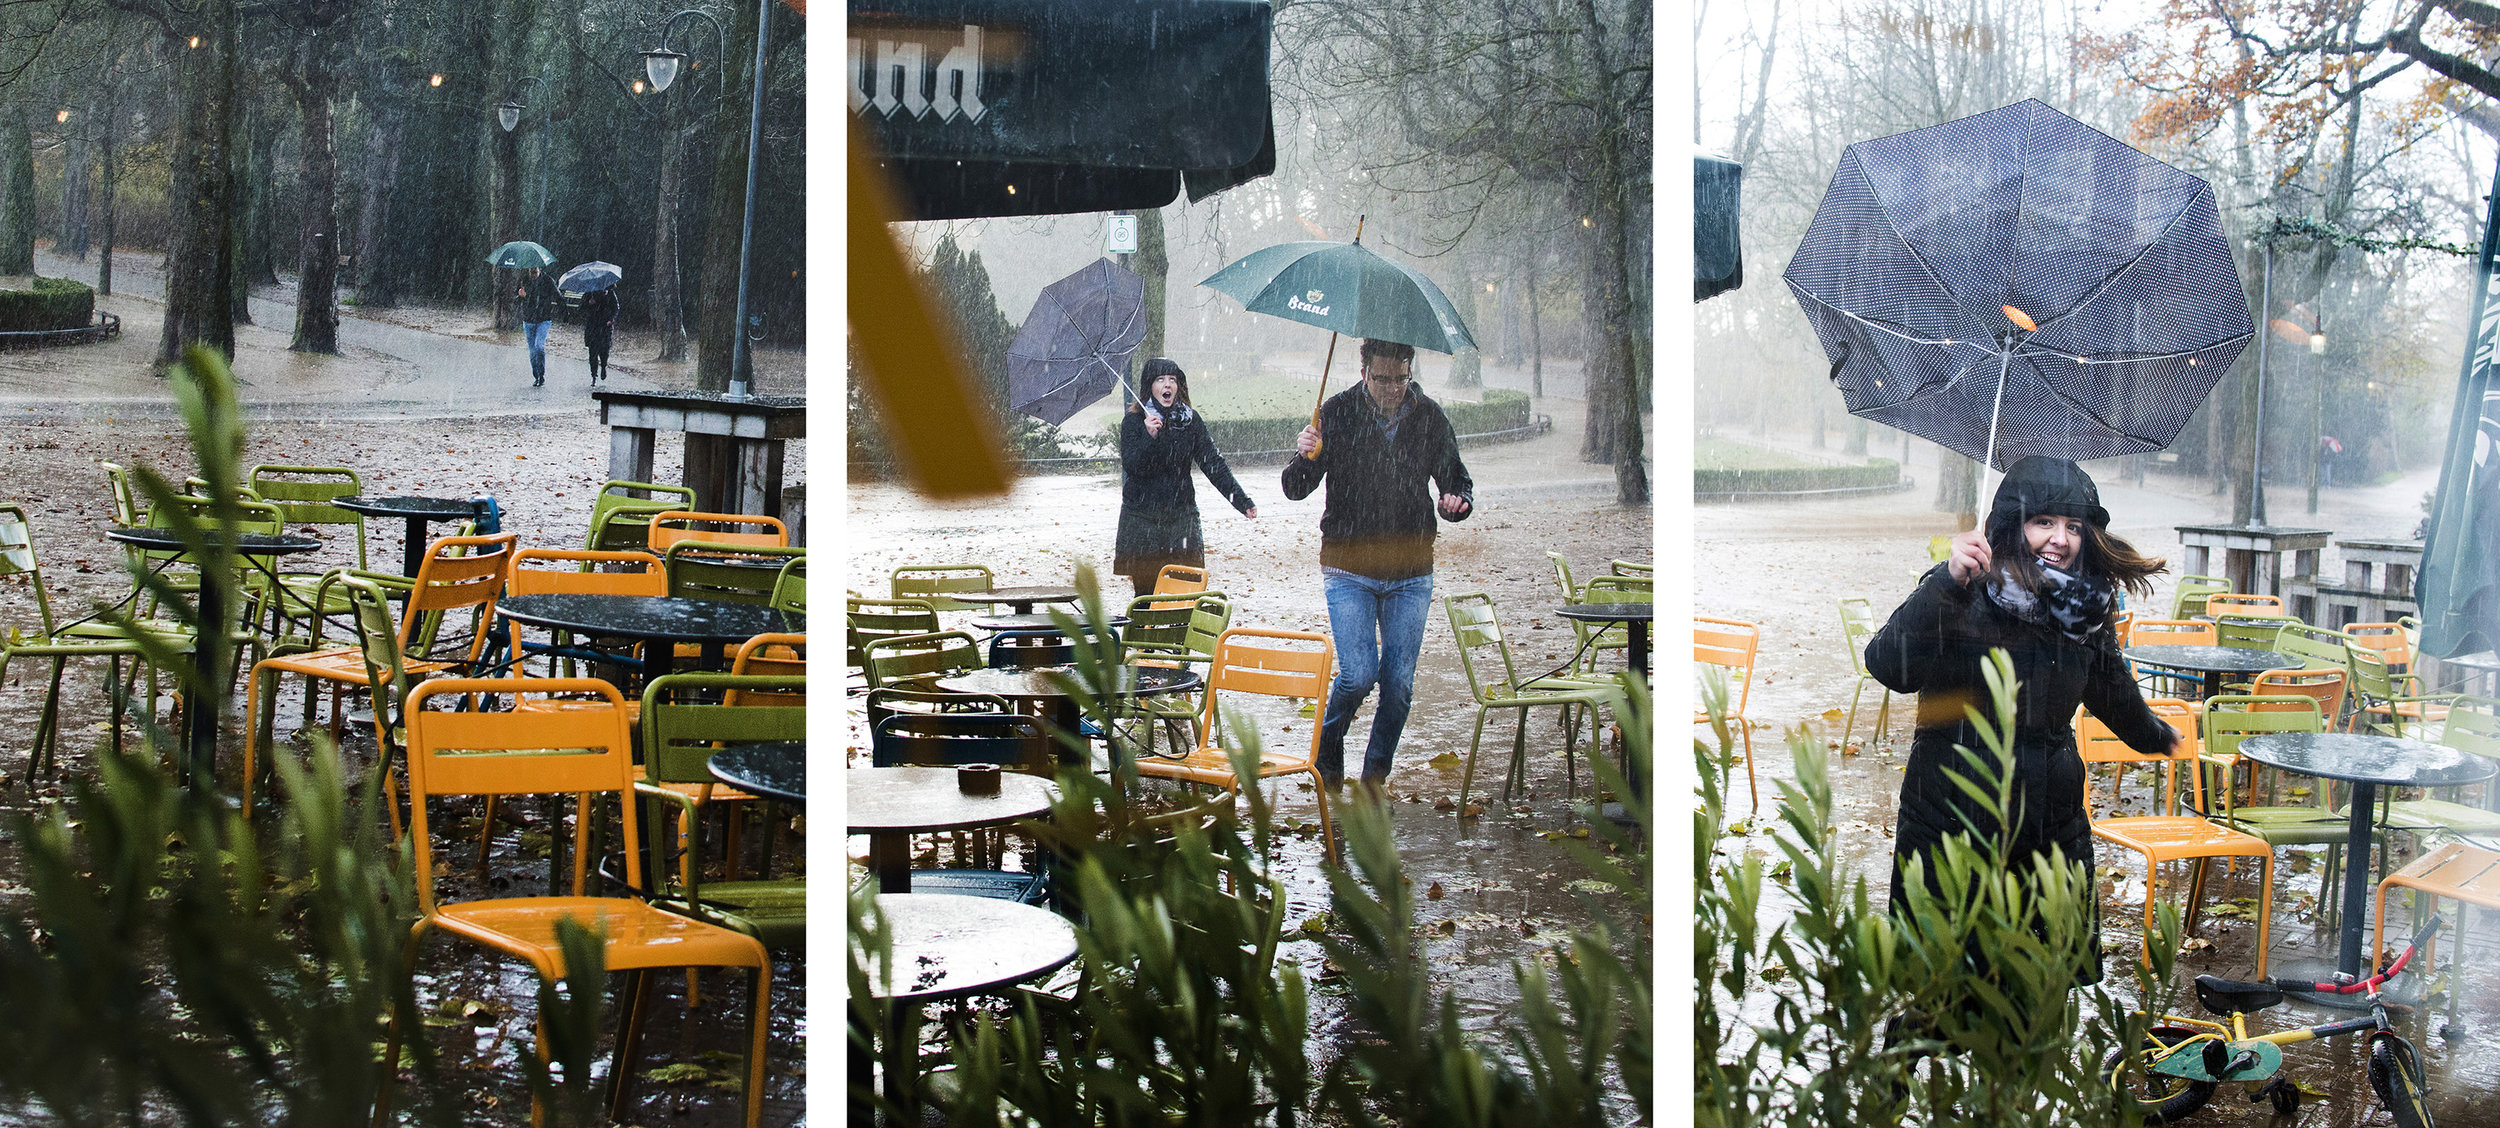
[582,284,619,385]
[515,266,559,388]
[1282,338,1474,793]
[1115,357,1257,598]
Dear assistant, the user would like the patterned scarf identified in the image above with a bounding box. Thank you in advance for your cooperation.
[1985,559,2114,643]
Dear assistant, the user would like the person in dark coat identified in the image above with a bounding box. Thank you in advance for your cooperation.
[1281,339,1474,792]
[515,266,558,388]
[1866,456,2176,988]
[1114,357,1257,597]
[581,284,619,384]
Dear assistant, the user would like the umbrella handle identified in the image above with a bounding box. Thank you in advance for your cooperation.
[1308,331,1343,458]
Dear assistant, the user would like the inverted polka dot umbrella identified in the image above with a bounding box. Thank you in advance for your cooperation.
[1784,98,2253,472]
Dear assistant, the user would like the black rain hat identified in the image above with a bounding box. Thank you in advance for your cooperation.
[1985,456,2110,545]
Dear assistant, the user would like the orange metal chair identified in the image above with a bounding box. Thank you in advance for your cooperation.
[2346,621,2412,676]
[2374,843,2500,974]
[239,532,517,818]
[374,678,772,1128]
[2080,699,2278,976]
[729,632,806,701]
[2130,618,2219,646]
[645,510,789,551]
[2204,593,2286,618]
[502,547,666,679]
[1152,563,1210,596]
[1133,627,1338,861]
[1695,616,1761,806]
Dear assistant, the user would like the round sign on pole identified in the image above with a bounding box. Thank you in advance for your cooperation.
[1105,214,1138,255]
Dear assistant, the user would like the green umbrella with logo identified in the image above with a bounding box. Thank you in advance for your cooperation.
[485,240,556,269]
[1201,220,1476,451]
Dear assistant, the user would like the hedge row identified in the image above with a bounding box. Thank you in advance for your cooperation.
[1694,459,1902,494]
[0,278,96,333]
[1195,388,1534,454]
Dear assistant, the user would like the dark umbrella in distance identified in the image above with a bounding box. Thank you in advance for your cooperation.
[1201,218,1476,453]
[1007,257,1150,427]
[487,241,556,270]
[559,261,624,293]
[1785,98,2252,473]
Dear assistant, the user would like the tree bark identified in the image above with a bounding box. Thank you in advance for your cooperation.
[352,106,399,307]
[0,105,34,275]
[282,39,341,355]
[97,87,116,297]
[651,90,689,360]
[61,131,89,261]
[491,113,523,332]
[159,3,240,365]
[1136,206,1168,370]
[694,0,770,393]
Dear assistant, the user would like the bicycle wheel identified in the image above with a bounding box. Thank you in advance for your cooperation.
[2104,1025,2218,1124]
[2369,1031,2436,1128]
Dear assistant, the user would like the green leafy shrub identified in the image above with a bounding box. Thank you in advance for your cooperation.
[1696,653,2177,1127]
[0,276,96,332]
[1693,459,1901,496]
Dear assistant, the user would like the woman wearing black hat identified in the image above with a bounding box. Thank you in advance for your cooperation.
[1865,456,2177,986]
[1114,358,1257,597]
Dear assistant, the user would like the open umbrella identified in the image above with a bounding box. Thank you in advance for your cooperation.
[1007,258,1149,427]
[1784,99,2252,472]
[1202,219,1476,450]
[558,261,623,292]
[487,241,556,270]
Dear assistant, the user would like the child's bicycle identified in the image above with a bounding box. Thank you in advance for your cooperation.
[2108,917,2441,1126]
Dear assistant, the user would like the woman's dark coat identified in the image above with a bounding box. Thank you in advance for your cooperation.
[1114,408,1253,577]
[582,288,618,349]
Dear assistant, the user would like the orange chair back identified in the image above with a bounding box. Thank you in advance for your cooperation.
[508,547,666,596]
[1695,616,1760,719]
[2346,621,2412,671]
[2205,593,2285,617]
[2248,666,2347,724]
[403,677,638,911]
[2077,698,2200,816]
[2112,609,2134,647]
[1200,627,1333,702]
[2128,617,2217,647]
[647,510,789,550]
[404,532,517,660]
[1152,563,1210,596]
[729,632,806,706]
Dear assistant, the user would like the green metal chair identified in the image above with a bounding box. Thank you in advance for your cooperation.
[1445,592,1616,807]
[847,596,939,673]
[769,554,806,615]
[0,503,195,779]
[2381,696,2500,839]
[665,542,805,606]
[1115,591,1232,759]
[2213,613,2292,651]
[2172,574,2232,619]
[2205,694,2382,932]
[1837,596,1891,750]
[635,673,807,955]
[1547,550,1581,604]
[862,630,984,690]
[2345,642,2448,738]
[891,562,995,613]
[584,480,698,554]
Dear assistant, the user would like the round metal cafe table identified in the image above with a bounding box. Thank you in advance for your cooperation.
[334,495,484,577]
[2122,644,2300,700]
[495,593,792,684]
[105,527,320,788]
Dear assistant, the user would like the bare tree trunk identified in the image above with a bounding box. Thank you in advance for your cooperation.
[97,87,116,296]
[61,131,89,261]
[353,110,398,306]
[0,105,34,275]
[159,2,240,365]
[694,0,770,392]
[491,117,522,331]
[651,94,689,360]
[1136,206,1168,369]
[1526,249,1543,398]
[282,41,341,355]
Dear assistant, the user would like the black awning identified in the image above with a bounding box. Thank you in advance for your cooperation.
[852,0,1275,220]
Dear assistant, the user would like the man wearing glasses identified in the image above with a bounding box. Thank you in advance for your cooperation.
[1283,338,1475,795]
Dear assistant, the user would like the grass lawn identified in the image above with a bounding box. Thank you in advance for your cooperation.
[1695,438,1823,471]
[1188,369,1328,417]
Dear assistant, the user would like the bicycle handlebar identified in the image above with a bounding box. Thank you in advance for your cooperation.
[2266,916,2444,995]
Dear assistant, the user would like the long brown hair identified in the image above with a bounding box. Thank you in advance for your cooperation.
[1988,518,2167,600]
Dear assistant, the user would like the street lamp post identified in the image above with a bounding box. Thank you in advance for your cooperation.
[642,9,728,369]
[643,0,770,399]
[2307,327,2327,514]
[496,75,552,243]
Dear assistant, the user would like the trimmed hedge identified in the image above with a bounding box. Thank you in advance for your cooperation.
[1694,459,1901,494]
[1193,387,1534,454]
[0,277,95,333]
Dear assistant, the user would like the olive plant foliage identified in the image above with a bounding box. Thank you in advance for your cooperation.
[1697,651,2178,1126]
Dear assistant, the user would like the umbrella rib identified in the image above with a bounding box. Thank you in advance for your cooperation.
[1795,289,1994,353]
[1847,156,1996,328]
[2041,184,2218,336]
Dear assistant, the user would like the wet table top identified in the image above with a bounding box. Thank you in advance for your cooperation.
[334,495,482,520]
[2123,644,2301,676]
[1555,604,1655,624]
[969,613,1128,633]
[709,742,803,804]
[847,765,1058,835]
[937,664,1202,700]
[2238,732,2499,788]
[495,593,794,643]
[106,528,321,555]
[951,586,1082,608]
[861,893,1078,1002]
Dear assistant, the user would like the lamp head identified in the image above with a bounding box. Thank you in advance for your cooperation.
[496,100,522,132]
[643,48,687,93]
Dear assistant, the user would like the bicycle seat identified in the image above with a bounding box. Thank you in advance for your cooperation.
[2195,975,2285,1016]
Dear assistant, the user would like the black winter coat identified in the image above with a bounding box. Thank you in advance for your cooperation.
[1278,385,1473,580]
[582,288,618,348]
[1113,408,1254,575]
[1867,564,2175,983]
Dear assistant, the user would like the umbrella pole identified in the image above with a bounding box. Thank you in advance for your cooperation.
[1980,347,2012,511]
[1306,216,1366,460]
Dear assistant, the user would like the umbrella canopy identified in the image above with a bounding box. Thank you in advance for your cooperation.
[558,261,623,292]
[1007,258,1149,426]
[1201,239,1477,354]
[851,0,1274,220]
[487,241,556,270]
[2416,160,2500,660]
[1784,98,2252,471]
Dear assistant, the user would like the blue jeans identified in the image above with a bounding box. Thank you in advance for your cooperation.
[1318,571,1435,786]
[524,319,551,381]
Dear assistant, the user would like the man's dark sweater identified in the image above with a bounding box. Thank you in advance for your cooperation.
[1280,383,1474,580]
